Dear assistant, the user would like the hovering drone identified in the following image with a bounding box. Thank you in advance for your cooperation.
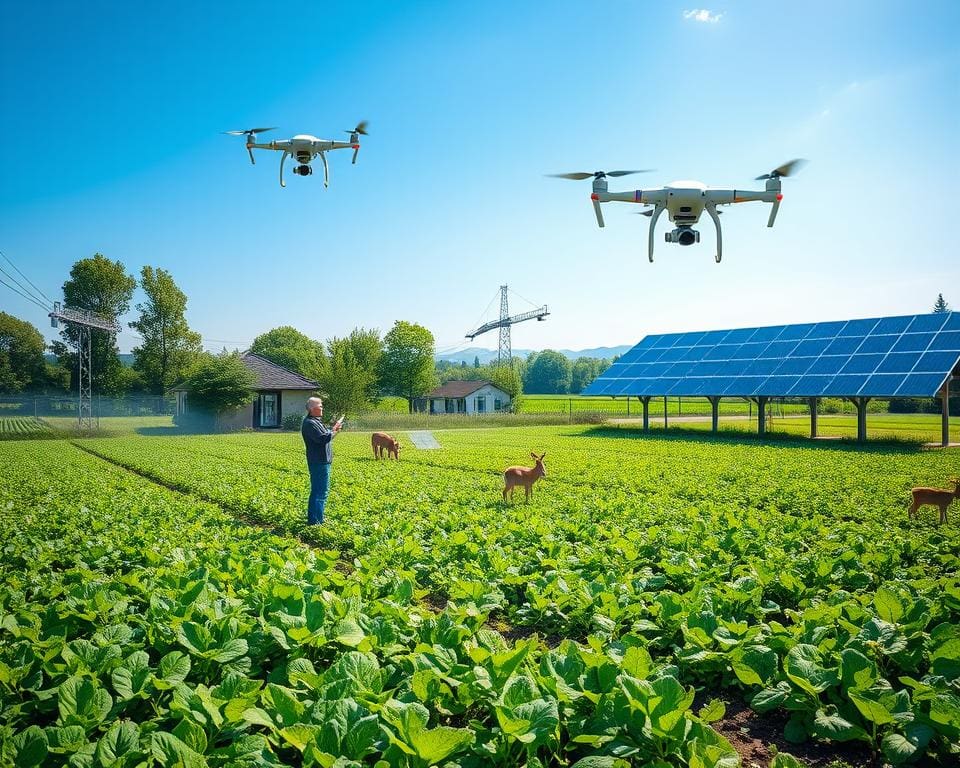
[550,160,806,262]
[224,121,369,188]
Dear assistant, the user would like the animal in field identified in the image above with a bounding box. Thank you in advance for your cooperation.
[371,432,401,460]
[908,478,960,524]
[503,452,546,503]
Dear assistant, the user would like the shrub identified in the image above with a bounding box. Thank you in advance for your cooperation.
[282,412,303,431]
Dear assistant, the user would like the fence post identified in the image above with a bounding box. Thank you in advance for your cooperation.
[568,398,572,423]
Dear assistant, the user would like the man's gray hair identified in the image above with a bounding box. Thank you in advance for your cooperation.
[306,396,323,412]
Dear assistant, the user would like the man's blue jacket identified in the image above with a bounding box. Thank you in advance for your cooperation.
[301,416,334,464]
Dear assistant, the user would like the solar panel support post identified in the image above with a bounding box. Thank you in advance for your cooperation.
[849,397,870,442]
[708,396,720,433]
[663,396,668,429]
[942,381,952,448]
[756,396,768,437]
[641,396,650,431]
[809,398,819,439]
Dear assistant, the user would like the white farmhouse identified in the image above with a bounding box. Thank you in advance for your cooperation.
[420,380,511,415]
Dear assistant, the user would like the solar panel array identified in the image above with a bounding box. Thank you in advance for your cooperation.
[584,312,960,399]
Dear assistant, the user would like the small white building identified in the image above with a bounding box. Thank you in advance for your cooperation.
[173,353,318,430]
[420,380,511,415]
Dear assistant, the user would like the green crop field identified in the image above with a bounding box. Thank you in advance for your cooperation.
[0,416,53,438]
[2,426,959,767]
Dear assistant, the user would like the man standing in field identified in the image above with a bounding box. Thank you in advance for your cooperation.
[301,396,342,525]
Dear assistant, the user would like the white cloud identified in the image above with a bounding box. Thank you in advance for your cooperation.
[683,9,723,23]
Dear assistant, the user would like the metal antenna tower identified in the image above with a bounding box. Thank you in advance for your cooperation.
[49,301,120,430]
[465,285,550,366]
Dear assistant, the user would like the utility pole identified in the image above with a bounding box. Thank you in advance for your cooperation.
[49,301,120,430]
[466,285,550,366]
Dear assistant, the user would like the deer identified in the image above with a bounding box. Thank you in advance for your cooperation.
[371,432,402,460]
[503,452,546,503]
[908,478,960,524]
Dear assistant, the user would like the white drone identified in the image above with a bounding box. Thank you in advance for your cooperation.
[550,159,806,262]
[224,121,369,188]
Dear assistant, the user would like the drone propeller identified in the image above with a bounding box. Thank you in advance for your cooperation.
[224,128,276,165]
[344,120,369,136]
[223,127,277,137]
[548,170,653,181]
[755,158,806,181]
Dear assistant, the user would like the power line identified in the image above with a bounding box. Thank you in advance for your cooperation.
[0,276,53,312]
[0,250,54,306]
[0,265,52,310]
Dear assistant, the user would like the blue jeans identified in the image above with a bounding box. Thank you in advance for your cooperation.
[307,462,330,525]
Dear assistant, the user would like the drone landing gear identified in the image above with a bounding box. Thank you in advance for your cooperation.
[647,203,665,262]
[705,203,722,263]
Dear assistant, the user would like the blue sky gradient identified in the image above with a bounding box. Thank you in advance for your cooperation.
[1,1,957,356]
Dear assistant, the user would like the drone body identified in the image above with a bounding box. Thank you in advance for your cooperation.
[552,160,805,262]
[225,122,368,188]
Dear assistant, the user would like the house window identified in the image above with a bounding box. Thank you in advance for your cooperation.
[476,395,486,413]
[457,398,466,413]
[259,393,278,427]
[494,398,502,412]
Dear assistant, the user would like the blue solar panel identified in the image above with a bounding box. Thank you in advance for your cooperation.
[930,331,960,352]
[777,323,816,340]
[874,316,912,334]
[774,357,816,375]
[897,373,948,397]
[892,333,934,353]
[807,356,849,375]
[584,313,957,399]
[840,354,885,374]
[858,335,898,354]
[839,318,879,336]
[862,374,907,396]
[724,328,759,344]
[877,353,921,374]
[794,338,830,357]
[825,336,865,355]
[750,325,786,342]
[789,376,834,397]
[657,346,688,362]
[809,320,848,338]
[764,340,800,358]
[916,351,960,373]
[826,374,869,396]
[907,314,948,333]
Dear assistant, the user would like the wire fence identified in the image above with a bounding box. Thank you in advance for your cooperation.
[0,395,175,421]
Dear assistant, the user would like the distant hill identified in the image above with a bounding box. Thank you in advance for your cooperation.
[436,345,632,365]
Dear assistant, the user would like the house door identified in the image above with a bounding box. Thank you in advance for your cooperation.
[259,393,278,427]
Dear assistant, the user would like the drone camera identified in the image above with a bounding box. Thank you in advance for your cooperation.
[294,164,313,176]
[666,227,700,246]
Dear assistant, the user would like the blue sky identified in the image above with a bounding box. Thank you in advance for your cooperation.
[1,1,957,357]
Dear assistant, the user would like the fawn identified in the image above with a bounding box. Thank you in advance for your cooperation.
[371,432,401,460]
[908,478,960,524]
[503,452,546,503]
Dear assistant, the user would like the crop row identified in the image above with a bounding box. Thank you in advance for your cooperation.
[66,426,960,764]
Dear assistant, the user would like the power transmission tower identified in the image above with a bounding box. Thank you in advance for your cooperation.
[466,285,550,366]
[49,301,120,430]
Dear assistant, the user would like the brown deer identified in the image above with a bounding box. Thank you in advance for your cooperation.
[371,432,402,460]
[908,478,960,524]
[503,452,546,503]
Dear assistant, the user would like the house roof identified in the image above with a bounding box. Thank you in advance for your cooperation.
[241,353,319,390]
[427,379,507,398]
[169,352,319,392]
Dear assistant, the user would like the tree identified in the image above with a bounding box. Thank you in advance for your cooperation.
[0,312,47,393]
[250,326,325,380]
[179,352,256,428]
[570,356,610,394]
[129,267,202,394]
[59,254,136,395]
[487,363,523,402]
[318,328,383,415]
[379,321,436,413]
[933,293,950,313]
[474,355,481,368]
[524,349,572,394]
